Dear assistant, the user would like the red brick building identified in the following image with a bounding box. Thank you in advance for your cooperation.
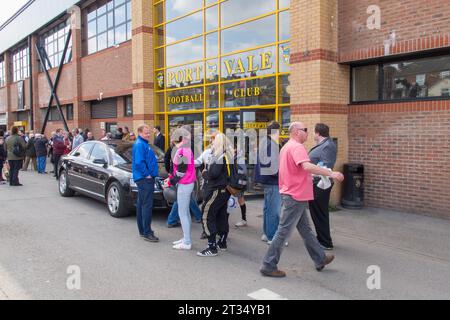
[0,0,449,218]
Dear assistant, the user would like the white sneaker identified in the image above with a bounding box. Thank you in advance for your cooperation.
[173,242,192,250]
[235,220,247,227]
[267,240,272,245]
[261,234,268,242]
[285,242,289,247]
[172,239,183,245]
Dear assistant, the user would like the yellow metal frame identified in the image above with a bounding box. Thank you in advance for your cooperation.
[152,0,291,148]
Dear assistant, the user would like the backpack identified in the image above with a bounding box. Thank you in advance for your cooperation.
[224,155,248,196]
[13,139,26,158]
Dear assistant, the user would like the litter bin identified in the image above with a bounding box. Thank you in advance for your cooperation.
[341,163,364,209]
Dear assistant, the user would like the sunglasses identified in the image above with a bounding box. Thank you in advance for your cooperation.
[298,128,308,133]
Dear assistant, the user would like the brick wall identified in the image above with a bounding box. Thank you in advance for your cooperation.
[339,0,450,61]
[348,102,450,218]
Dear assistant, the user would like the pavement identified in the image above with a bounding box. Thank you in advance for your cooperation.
[0,169,450,300]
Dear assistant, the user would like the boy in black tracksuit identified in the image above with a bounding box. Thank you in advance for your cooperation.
[197,154,232,257]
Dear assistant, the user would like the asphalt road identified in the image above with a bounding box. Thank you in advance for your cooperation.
[1,170,449,300]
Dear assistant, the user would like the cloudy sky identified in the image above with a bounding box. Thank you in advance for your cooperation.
[0,0,28,26]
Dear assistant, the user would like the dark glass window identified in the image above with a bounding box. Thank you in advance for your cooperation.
[12,46,29,82]
[167,87,204,111]
[279,75,290,104]
[90,144,109,162]
[222,77,277,108]
[124,96,133,117]
[383,56,450,100]
[39,21,72,71]
[87,0,132,55]
[352,55,450,102]
[66,104,74,120]
[352,65,379,102]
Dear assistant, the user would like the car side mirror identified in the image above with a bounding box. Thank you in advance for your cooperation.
[93,159,108,167]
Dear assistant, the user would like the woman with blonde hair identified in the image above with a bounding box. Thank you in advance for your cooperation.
[197,132,234,257]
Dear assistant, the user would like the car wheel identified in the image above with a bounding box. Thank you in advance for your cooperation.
[107,182,130,218]
[59,170,75,197]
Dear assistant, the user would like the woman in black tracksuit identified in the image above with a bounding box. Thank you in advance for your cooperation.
[197,133,233,257]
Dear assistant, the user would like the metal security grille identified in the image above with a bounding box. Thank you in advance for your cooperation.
[91,98,118,119]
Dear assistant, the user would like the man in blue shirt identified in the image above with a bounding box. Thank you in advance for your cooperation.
[133,124,159,242]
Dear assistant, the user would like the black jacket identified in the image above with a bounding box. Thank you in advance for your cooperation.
[155,134,165,151]
[34,138,49,157]
[0,138,6,161]
[205,154,229,191]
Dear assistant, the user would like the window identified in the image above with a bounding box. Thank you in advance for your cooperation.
[352,55,450,102]
[12,46,29,82]
[352,65,379,102]
[124,96,133,117]
[0,58,5,87]
[154,0,290,137]
[90,144,109,162]
[39,21,72,71]
[73,143,94,159]
[66,104,74,120]
[87,0,132,55]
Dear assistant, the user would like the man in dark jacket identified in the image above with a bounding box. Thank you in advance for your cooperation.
[0,130,6,183]
[34,134,49,174]
[22,133,37,171]
[153,126,165,151]
[52,129,66,179]
[308,123,338,250]
[5,126,27,186]
[254,121,281,244]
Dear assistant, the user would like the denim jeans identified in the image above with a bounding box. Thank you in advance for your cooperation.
[263,184,282,241]
[167,196,202,226]
[177,183,195,245]
[262,195,326,272]
[136,178,155,237]
[37,156,46,173]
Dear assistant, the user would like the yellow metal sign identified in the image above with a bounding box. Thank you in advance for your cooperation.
[243,122,268,129]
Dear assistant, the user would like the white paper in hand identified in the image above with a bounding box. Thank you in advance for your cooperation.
[227,196,240,215]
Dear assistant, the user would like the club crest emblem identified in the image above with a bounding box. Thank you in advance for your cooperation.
[280,45,290,65]
[156,72,164,88]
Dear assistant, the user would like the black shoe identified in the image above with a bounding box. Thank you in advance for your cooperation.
[217,241,227,251]
[197,247,218,257]
[11,183,23,187]
[320,244,334,251]
[167,222,181,228]
[143,234,159,242]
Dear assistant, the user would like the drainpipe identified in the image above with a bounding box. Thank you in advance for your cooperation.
[28,35,34,131]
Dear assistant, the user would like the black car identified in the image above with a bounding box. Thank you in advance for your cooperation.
[57,140,169,218]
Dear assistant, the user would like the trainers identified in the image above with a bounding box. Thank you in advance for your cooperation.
[260,269,286,278]
[261,234,268,242]
[143,234,159,243]
[173,242,192,250]
[316,254,335,271]
[235,220,247,227]
[217,241,227,251]
[172,239,183,245]
[320,244,334,251]
[197,247,218,257]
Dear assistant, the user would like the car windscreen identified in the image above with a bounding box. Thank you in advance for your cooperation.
[109,143,165,165]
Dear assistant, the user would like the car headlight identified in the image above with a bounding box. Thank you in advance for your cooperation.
[130,178,137,188]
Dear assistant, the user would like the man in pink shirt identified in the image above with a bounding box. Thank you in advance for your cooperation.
[260,122,344,277]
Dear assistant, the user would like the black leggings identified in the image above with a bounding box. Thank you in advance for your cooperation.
[201,188,231,247]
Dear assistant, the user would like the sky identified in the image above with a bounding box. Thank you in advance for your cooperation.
[0,0,29,26]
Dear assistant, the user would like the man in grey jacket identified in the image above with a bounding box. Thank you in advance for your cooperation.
[5,126,27,186]
[308,123,338,250]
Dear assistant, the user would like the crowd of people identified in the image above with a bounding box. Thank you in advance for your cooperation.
[1,120,344,277]
[0,126,138,186]
[131,121,344,277]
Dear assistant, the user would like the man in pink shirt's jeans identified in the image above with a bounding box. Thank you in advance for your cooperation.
[260,122,344,277]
